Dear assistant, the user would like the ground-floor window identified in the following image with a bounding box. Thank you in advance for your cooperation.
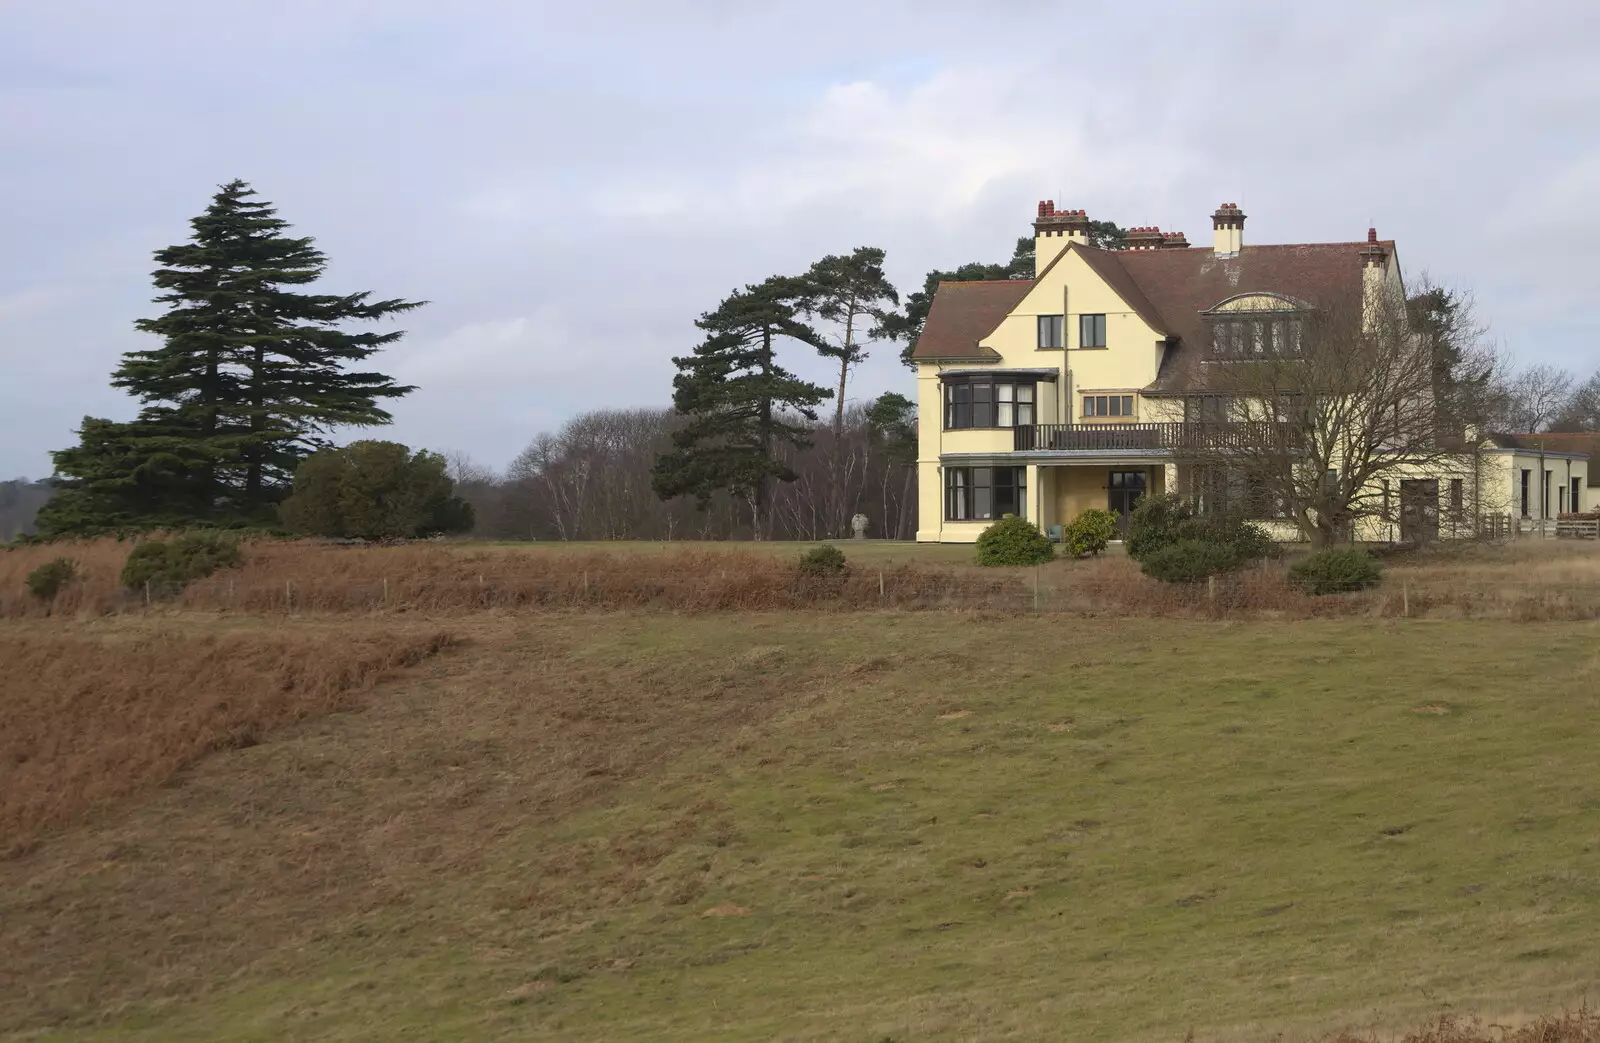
[1181,465,1285,518]
[1449,477,1464,512]
[1574,477,1584,514]
[946,466,1026,522]
[1520,469,1530,517]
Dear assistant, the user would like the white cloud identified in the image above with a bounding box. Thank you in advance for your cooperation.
[2,0,1598,479]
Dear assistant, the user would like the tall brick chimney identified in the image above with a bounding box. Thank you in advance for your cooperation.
[1032,201,1090,277]
[1124,226,1165,250]
[1212,202,1245,257]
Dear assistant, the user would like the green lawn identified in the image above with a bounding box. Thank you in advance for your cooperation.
[15,615,1600,1042]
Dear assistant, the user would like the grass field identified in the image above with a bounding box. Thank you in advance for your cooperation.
[5,605,1600,1042]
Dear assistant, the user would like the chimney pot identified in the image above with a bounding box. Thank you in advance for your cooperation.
[1367,226,1378,243]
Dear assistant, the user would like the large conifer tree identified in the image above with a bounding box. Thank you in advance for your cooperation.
[39,180,422,534]
[651,277,831,537]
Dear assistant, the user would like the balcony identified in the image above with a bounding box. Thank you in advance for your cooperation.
[1012,422,1294,453]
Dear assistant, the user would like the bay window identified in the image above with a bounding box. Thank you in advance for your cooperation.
[944,378,1036,429]
[946,466,1027,521]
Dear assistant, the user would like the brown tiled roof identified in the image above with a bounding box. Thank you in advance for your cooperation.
[1488,433,1598,478]
[1116,242,1387,393]
[910,239,1397,384]
[1072,247,1172,339]
[908,279,1033,361]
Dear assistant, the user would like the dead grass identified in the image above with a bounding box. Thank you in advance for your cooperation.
[0,615,842,1032]
[1324,1009,1600,1043]
[2,614,1599,1040]
[6,536,1600,622]
[0,622,456,853]
[0,539,1021,617]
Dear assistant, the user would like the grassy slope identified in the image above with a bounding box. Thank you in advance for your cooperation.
[9,614,1600,1042]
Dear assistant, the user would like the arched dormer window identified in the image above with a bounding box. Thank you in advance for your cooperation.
[1202,292,1311,359]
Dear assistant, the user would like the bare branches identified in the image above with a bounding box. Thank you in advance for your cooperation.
[479,402,918,542]
[1175,281,1504,544]
[1504,363,1577,433]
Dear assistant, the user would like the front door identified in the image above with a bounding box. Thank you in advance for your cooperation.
[1399,479,1440,544]
[1108,470,1147,532]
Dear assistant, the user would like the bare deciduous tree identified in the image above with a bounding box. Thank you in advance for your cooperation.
[1175,282,1506,546]
[479,401,918,542]
[1551,370,1600,432]
[1503,363,1576,433]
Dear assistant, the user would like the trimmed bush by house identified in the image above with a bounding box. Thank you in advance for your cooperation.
[1064,508,1118,558]
[1127,493,1276,583]
[26,557,77,602]
[1288,548,1383,595]
[121,533,243,597]
[797,544,847,576]
[1137,539,1247,584]
[975,515,1054,567]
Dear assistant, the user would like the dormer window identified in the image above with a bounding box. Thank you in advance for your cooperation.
[1210,315,1303,357]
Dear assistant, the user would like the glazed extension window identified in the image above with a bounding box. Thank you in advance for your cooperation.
[1082,394,1134,418]
[944,380,1035,429]
[946,466,1026,521]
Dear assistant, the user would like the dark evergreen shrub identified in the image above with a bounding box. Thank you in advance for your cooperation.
[1288,548,1383,595]
[975,515,1054,566]
[797,544,847,576]
[121,533,243,597]
[1137,539,1246,584]
[26,557,77,602]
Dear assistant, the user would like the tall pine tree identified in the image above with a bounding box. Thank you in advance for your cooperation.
[40,180,422,535]
[651,277,831,538]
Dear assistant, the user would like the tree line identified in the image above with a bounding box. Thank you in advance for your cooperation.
[11,183,1594,546]
[448,399,917,542]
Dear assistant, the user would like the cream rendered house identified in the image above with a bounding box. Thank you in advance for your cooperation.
[910,201,1586,543]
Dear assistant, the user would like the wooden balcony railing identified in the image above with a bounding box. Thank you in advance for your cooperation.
[1012,422,1296,453]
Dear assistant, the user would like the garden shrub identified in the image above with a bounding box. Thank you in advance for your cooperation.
[1064,508,1117,558]
[26,557,77,602]
[975,515,1054,566]
[1288,547,1383,595]
[797,544,847,576]
[1126,493,1278,582]
[1137,539,1247,584]
[121,532,243,597]
[1129,493,1274,559]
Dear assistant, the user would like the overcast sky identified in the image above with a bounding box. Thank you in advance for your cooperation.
[3,0,1596,478]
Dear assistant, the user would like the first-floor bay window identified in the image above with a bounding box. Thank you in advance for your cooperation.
[945,378,1035,429]
[946,466,1026,521]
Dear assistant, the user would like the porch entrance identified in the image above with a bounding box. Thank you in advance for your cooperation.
[1108,471,1147,532]
[1399,479,1439,544]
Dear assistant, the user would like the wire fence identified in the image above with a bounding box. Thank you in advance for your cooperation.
[37,563,1600,624]
[7,540,1600,622]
